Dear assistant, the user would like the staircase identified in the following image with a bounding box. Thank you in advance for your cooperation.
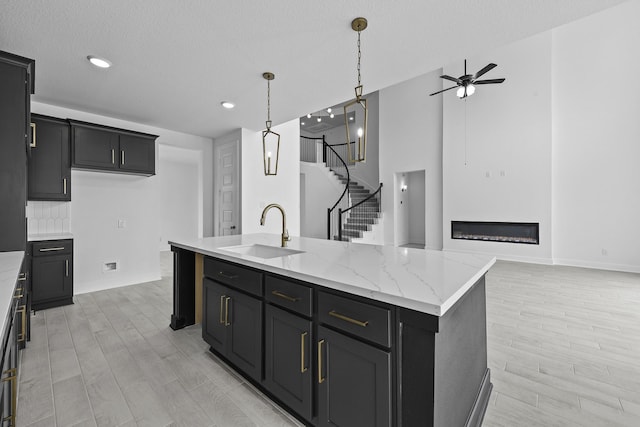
[333,174,382,241]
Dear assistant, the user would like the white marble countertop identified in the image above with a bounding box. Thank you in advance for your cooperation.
[0,251,24,340]
[169,234,496,316]
[28,232,74,242]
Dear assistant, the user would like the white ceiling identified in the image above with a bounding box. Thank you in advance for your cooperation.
[0,0,628,139]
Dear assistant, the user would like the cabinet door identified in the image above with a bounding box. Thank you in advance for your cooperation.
[28,115,71,201]
[72,126,118,170]
[119,135,155,174]
[265,304,313,420]
[317,326,391,427]
[202,278,228,353]
[31,254,73,306]
[0,311,17,426]
[225,286,263,382]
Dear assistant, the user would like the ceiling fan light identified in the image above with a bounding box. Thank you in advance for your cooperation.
[467,84,476,96]
[456,86,466,98]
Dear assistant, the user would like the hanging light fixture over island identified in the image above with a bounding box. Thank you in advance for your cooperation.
[261,72,280,176]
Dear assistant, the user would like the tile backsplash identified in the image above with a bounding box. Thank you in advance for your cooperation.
[27,201,71,235]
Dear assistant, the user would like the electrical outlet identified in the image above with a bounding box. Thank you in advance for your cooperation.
[601,248,608,256]
[485,171,491,178]
[500,170,506,177]
[117,219,126,228]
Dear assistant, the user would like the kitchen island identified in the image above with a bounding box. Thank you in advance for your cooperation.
[170,233,495,427]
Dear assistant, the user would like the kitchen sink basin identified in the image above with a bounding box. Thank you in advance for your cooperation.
[218,244,304,259]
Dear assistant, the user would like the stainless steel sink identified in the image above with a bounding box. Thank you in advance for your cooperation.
[218,244,304,259]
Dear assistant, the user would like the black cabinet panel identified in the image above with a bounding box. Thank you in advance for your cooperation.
[119,134,154,174]
[0,51,33,252]
[31,239,73,310]
[264,304,313,420]
[70,120,157,176]
[203,278,263,382]
[28,114,71,201]
[317,325,391,427]
[204,257,263,297]
[72,126,118,170]
[265,275,313,317]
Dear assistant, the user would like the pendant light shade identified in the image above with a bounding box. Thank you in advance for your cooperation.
[344,17,369,163]
[262,72,280,176]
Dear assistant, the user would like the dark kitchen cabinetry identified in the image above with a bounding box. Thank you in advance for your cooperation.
[202,278,263,382]
[264,304,313,420]
[317,325,391,427]
[28,114,71,201]
[31,239,74,310]
[0,51,34,252]
[16,255,31,349]
[69,120,157,176]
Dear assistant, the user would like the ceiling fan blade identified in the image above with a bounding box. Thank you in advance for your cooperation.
[473,63,497,79]
[473,78,505,85]
[429,86,458,96]
[440,75,462,84]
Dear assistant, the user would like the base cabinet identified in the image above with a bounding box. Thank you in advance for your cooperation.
[203,278,262,382]
[31,239,73,310]
[264,304,313,420]
[317,326,391,427]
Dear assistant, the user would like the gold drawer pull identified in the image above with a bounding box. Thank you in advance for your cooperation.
[219,295,226,324]
[2,367,17,425]
[17,305,27,342]
[318,339,325,384]
[218,271,238,280]
[30,122,36,148]
[300,332,308,373]
[224,297,231,326]
[329,310,369,327]
[39,247,65,252]
[271,290,300,303]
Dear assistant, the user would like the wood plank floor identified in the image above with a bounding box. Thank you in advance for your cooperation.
[16,256,640,426]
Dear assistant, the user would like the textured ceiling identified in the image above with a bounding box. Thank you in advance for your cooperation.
[0,0,629,139]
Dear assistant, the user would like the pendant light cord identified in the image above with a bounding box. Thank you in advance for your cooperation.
[357,30,362,87]
[266,79,271,129]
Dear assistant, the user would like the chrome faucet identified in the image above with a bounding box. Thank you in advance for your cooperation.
[260,203,291,247]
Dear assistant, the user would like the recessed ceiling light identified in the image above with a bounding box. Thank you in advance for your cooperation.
[87,55,112,68]
[221,101,235,109]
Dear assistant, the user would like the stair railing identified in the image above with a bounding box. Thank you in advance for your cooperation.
[338,183,383,241]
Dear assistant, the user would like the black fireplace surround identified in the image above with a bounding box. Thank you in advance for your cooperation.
[451,221,539,245]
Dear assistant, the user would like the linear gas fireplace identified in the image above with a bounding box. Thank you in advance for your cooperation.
[451,221,539,245]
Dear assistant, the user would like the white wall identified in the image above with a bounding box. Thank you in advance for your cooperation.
[158,145,201,251]
[300,162,343,239]
[241,119,300,237]
[551,1,640,272]
[379,70,443,250]
[442,32,553,263]
[31,101,214,293]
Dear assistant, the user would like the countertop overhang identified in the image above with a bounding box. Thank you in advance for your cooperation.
[28,232,74,242]
[169,234,495,316]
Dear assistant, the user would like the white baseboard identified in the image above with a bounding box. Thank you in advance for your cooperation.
[552,258,640,274]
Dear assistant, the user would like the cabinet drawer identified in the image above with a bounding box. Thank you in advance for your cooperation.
[318,291,391,348]
[265,275,312,317]
[204,257,262,297]
[31,239,73,257]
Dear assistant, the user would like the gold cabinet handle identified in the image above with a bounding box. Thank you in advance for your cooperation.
[66,259,69,277]
[2,367,17,425]
[318,339,325,384]
[63,178,67,195]
[18,272,26,281]
[121,150,125,165]
[30,122,36,147]
[39,247,65,252]
[111,149,115,164]
[13,288,23,299]
[224,297,231,326]
[300,332,308,373]
[328,310,369,327]
[271,290,300,303]
[17,305,27,342]
[218,271,238,280]
[219,295,226,324]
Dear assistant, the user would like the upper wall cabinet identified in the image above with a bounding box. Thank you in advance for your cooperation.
[28,114,71,201]
[69,120,157,176]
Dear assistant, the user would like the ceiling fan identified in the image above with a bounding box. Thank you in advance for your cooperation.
[430,60,505,98]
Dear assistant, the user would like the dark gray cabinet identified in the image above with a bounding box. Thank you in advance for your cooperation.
[31,239,74,310]
[0,51,34,252]
[70,120,157,176]
[203,278,262,382]
[317,325,391,427]
[28,114,71,201]
[264,304,313,420]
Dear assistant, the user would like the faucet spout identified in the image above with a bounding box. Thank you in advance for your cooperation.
[260,203,291,247]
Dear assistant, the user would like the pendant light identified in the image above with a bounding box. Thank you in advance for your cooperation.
[343,17,369,163]
[262,72,280,176]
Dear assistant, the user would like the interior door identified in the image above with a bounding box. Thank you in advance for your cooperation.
[215,140,239,236]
